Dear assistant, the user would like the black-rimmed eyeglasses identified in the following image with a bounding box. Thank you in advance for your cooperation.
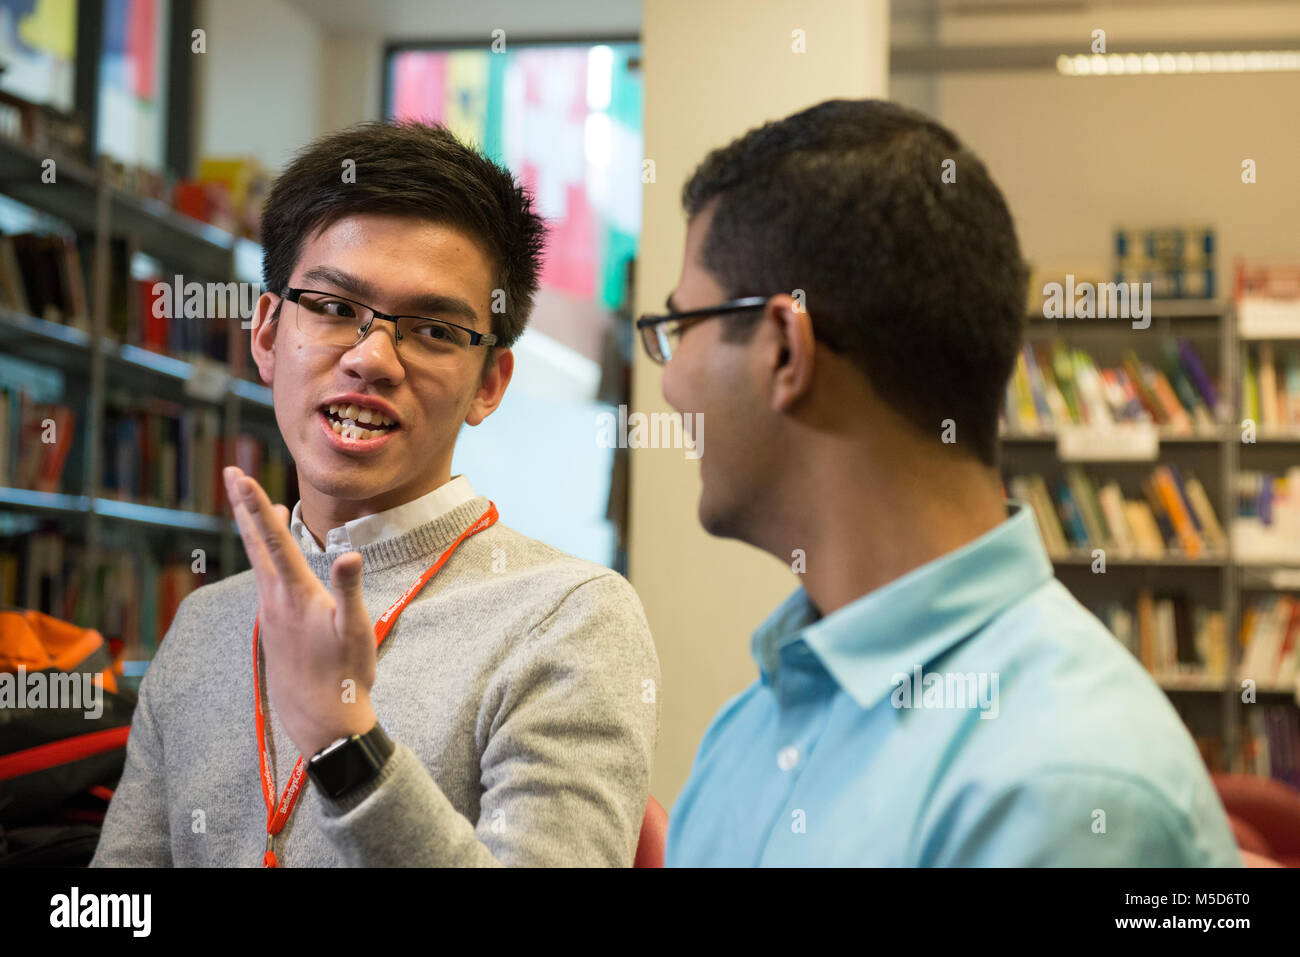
[281,287,497,367]
[635,296,770,364]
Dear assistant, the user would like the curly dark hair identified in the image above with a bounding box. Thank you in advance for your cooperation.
[683,99,1028,466]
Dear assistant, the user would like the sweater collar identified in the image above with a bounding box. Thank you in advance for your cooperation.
[297,495,496,579]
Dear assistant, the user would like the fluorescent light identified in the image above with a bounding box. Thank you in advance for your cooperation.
[1058,49,1300,75]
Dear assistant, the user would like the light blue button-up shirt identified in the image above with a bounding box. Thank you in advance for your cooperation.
[666,504,1244,866]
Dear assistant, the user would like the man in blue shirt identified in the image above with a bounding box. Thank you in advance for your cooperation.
[637,99,1242,866]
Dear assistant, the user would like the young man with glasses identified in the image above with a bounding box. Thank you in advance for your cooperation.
[645,100,1241,866]
[91,121,660,867]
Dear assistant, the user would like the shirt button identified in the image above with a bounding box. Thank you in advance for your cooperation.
[777,746,800,771]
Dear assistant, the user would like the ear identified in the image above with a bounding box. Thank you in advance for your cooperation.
[464,347,514,426]
[761,293,816,413]
[250,291,280,385]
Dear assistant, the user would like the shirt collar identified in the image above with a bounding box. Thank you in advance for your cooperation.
[750,502,1052,710]
[290,475,477,554]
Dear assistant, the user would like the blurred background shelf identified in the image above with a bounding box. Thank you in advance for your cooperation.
[0,484,232,533]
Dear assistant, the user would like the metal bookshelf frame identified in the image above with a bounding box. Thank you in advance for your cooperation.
[0,136,273,596]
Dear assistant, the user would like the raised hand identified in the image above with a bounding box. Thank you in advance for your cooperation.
[223,466,378,758]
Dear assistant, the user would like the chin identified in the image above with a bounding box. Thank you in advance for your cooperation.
[299,457,386,499]
[697,489,745,543]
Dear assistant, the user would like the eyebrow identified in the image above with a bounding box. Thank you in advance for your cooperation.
[665,294,679,313]
[299,265,480,326]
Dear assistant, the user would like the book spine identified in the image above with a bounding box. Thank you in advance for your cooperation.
[1153,466,1204,557]
[1177,337,1219,415]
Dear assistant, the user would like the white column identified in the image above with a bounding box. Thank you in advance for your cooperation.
[632,0,890,807]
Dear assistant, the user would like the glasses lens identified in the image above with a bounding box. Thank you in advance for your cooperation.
[402,318,472,354]
[640,323,666,363]
[292,292,372,348]
[292,293,474,367]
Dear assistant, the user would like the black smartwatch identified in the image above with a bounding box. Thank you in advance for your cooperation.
[307,721,396,800]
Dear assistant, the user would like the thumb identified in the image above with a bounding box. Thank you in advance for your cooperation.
[329,551,368,635]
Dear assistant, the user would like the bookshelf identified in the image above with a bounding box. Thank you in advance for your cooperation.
[1002,296,1300,781]
[0,134,283,670]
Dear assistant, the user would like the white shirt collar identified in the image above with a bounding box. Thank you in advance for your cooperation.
[289,475,477,554]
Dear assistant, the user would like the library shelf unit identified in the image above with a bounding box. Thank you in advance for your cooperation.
[1001,297,1300,777]
[0,133,277,657]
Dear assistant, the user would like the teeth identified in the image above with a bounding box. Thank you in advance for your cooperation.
[324,403,395,427]
[324,404,395,436]
[335,423,383,441]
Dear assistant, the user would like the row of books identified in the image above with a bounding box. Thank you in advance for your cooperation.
[1092,591,1227,678]
[101,394,294,514]
[1241,343,1300,430]
[0,386,77,492]
[0,229,238,367]
[1238,594,1300,687]
[1233,469,1300,563]
[0,231,89,327]
[1,382,294,512]
[1238,706,1300,789]
[105,235,236,363]
[0,97,267,241]
[1003,338,1221,434]
[1008,464,1225,558]
[14,531,204,661]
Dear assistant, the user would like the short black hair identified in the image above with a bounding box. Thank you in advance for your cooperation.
[682,98,1027,466]
[261,120,546,348]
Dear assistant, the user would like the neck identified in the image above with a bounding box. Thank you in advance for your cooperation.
[297,463,453,546]
[757,437,1008,616]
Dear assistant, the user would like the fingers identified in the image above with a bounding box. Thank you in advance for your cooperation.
[224,466,275,582]
[224,466,306,585]
[329,551,368,635]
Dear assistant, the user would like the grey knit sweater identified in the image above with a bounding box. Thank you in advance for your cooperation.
[89,495,661,867]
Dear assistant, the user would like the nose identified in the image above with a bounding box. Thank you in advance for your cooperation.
[338,318,406,385]
[658,352,683,413]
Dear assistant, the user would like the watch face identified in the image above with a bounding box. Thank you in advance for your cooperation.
[309,725,389,799]
[315,733,354,760]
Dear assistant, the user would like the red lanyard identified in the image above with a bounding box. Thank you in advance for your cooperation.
[252,502,498,867]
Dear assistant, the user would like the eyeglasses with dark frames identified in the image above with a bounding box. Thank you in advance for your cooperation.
[635,297,769,364]
[636,295,839,364]
[281,287,498,356]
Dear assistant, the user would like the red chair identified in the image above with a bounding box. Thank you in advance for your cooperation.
[1241,849,1284,867]
[634,795,667,868]
[1225,814,1272,857]
[1212,774,1300,867]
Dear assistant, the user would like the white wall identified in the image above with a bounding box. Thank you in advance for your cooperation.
[893,1,1300,278]
[321,30,383,133]
[195,0,326,170]
[633,0,889,808]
